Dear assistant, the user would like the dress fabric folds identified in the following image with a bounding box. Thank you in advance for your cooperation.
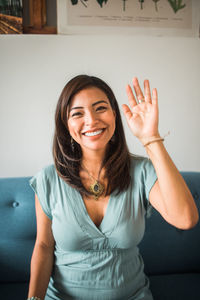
[30,156,157,300]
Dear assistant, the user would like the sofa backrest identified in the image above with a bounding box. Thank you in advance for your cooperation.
[0,177,36,283]
[0,172,200,283]
[139,172,200,276]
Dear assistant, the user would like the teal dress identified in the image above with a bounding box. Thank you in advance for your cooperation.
[30,156,157,300]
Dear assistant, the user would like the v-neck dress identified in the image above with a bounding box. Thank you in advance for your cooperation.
[30,156,157,300]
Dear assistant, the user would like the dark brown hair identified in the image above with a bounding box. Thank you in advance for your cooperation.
[53,74,131,196]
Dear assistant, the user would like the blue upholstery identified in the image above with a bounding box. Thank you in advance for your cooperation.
[0,177,35,299]
[0,172,199,300]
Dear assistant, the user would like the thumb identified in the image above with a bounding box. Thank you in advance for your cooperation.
[122,104,133,122]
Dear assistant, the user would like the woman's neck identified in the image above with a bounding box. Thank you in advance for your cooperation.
[81,150,105,178]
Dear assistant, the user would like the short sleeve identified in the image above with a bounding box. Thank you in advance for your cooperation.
[142,158,158,201]
[142,158,158,217]
[29,167,52,220]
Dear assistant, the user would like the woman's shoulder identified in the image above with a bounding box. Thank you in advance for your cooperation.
[130,154,149,168]
[32,164,57,183]
[36,164,73,191]
[130,154,154,175]
[41,164,56,176]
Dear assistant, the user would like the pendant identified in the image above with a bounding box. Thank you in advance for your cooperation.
[90,180,104,200]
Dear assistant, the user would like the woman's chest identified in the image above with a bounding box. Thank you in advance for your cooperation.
[51,186,146,251]
[82,195,110,227]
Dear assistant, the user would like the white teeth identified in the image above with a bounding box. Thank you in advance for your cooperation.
[84,129,103,137]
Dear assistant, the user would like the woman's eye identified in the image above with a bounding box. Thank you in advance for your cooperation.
[71,112,82,117]
[96,106,107,112]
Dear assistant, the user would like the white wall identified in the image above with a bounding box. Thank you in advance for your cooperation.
[0,34,200,177]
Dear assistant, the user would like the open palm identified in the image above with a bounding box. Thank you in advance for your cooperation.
[122,77,160,143]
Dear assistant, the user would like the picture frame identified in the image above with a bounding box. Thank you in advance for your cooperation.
[23,0,57,34]
[57,0,200,37]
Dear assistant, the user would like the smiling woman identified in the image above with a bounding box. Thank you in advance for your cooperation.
[28,74,198,300]
[52,75,131,198]
[68,88,116,156]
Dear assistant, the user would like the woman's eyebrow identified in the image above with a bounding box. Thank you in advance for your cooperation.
[92,100,108,106]
[69,106,83,112]
[69,100,108,112]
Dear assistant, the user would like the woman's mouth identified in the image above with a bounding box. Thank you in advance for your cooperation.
[83,129,105,137]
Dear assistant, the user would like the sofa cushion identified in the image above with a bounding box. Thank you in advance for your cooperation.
[139,172,200,275]
[0,177,36,282]
[0,282,29,300]
[149,273,200,300]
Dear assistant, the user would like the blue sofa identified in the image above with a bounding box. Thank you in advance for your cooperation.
[0,172,200,300]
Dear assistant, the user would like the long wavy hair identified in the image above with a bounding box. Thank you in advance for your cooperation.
[53,75,131,196]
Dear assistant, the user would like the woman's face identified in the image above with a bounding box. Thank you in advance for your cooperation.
[67,87,116,156]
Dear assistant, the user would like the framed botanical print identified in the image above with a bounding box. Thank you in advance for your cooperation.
[57,0,200,37]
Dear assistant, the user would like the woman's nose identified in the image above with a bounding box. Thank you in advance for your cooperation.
[85,111,98,125]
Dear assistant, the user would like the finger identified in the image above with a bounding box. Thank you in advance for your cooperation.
[132,77,144,103]
[152,88,158,106]
[122,104,138,121]
[152,88,159,115]
[122,104,132,121]
[126,84,137,109]
[144,79,151,103]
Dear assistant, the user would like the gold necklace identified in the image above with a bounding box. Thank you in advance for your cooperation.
[82,165,104,200]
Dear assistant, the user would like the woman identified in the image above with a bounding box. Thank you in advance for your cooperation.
[28,75,198,300]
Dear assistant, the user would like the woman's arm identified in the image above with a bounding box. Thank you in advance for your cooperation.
[28,195,55,300]
[147,141,198,229]
[123,77,199,229]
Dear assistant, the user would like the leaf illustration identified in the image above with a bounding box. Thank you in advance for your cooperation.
[96,0,108,8]
[167,0,186,13]
[70,0,88,7]
[152,0,160,12]
[138,0,144,10]
[70,0,78,4]
[122,0,128,11]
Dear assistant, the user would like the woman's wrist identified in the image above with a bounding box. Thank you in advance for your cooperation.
[140,131,169,147]
[143,137,164,147]
[27,297,41,300]
[139,134,161,147]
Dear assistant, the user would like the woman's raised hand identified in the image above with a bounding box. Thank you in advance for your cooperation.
[122,77,160,144]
